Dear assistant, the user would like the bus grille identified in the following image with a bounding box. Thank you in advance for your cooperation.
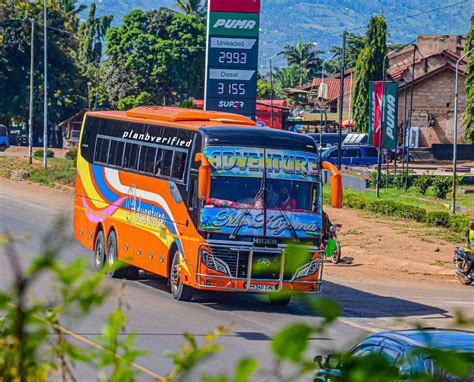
[208,247,313,281]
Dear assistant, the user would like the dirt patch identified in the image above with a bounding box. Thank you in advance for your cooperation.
[324,206,464,287]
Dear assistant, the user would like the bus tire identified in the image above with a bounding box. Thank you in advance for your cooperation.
[94,229,106,272]
[170,249,194,301]
[106,230,127,279]
[269,293,292,306]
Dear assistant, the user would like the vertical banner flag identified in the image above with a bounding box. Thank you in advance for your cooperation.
[368,81,398,149]
[204,0,261,119]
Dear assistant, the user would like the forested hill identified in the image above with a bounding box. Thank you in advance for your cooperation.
[84,0,472,63]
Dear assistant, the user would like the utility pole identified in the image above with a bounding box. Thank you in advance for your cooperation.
[405,44,416,191]
[43,0,48,168]
[452,48,473,214]
[337,31,346,170]
[28,19,34,165]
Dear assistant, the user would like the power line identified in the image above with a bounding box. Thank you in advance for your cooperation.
[262,0,470,47]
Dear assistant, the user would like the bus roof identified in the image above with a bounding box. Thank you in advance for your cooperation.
[87,106,256,130]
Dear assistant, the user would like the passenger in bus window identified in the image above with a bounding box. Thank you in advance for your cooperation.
[155,160,162,176]
[278,187,297,210]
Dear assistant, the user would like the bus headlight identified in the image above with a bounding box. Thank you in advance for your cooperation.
[201,250,229,275]
[294,258,321,279]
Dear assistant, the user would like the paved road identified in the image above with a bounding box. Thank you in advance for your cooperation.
[0,188,472,381]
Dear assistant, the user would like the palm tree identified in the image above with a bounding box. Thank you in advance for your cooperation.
[283,37,323,82]
[53,0,87,16]
[175,0,207,17]
[273,65,309,90]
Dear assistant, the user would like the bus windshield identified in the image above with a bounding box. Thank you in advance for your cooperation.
[207,176,316,212]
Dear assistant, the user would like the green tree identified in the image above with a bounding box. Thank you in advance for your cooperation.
[352,15,388,132]
[55,0,87,16]
[283,37,322,83]
[78,3,113,68]
[175,0,207,17]
[326,32,365,74]
[0,0,87,139]
[273,65,308,91]
[104,8,206,108]
[464,13,474,143]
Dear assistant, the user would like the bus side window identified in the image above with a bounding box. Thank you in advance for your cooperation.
[108,140,124,167]
[95,137,110,164]
[172,151,188,181]
[139,145,157,174]
[161,150,173,177]
[80,116,99,163]
[123,143,139,170]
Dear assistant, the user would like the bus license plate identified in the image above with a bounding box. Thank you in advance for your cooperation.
[249,284,276,292]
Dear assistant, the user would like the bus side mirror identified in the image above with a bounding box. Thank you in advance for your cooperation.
[322,161,343,209]
[195,153,211,201]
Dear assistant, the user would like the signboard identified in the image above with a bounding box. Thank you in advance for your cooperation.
[205,0,261,119]
[204,146,320,182]
[368,81,398,149]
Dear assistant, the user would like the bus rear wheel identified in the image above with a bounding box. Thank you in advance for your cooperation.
[170,249,194,301]
[106,230,127,279]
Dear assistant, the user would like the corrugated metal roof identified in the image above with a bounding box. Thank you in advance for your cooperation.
[310,78,353,101]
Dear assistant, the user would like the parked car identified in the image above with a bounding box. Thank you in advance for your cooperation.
[314,329,474,382]
[9,125,28,146]
[321,144,379,166]
[0,124,10,151]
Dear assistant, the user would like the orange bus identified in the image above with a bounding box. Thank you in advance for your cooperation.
[74,106,342,304]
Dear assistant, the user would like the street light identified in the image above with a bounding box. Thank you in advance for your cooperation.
[269,51,284,129]
[376,40,416,198]
[94,56,111,111]
[452,47,473,214]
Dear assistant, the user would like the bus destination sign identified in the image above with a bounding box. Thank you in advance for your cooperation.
[204,1,261,119]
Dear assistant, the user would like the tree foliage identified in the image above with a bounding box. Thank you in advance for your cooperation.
[103,8,206,108]
[175,0,207,17]
[0,0,87,142]
[464,13,474,143]
[352,16,387,132]
[283,37,323,84]
[326,32,365,75]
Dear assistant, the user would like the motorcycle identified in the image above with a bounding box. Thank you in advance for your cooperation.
[329,224,342,264]
[384,147,415,164]
[452,245,473,285]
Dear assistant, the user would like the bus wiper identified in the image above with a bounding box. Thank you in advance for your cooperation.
[276,205,300,242]
[229,178,265,240]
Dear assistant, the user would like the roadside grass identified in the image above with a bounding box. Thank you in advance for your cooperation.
[357,187,474,212]
[0,156,76,189]
[325,188,469,242]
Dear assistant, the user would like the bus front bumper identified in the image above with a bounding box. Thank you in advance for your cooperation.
[194,241,324,294]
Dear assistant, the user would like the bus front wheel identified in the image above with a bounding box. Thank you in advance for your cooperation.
[94,230,106,272]
[170,249,194,301]
[106,230,127,279]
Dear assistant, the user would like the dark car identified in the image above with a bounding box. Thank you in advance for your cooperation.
[0,124,9,151]
[314,329,474,381]
[322,144,379,166]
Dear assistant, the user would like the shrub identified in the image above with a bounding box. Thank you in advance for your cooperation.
[33,148,54,158]
[413,173,433,195]
[369,172,413,189]
[432,176,452,199]
[65,150,77,161]
[425,211,450,226]
[448,215,471,232]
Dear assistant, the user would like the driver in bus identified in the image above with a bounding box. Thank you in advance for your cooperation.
[278,187,297,210]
